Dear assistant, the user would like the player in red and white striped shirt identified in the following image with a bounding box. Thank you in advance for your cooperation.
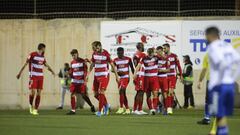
[132,42,148,115]
[113,47,134,115]
[66,49,95,115]
[87,41,119,117]
[162,43,183,115]
[156,46,170,114]
[16,43,55,115]
[134,48,160,115]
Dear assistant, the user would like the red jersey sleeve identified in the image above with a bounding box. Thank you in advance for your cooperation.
[139,57,144,65]
[69,62,73,78]
[106,51,112,63]
[26,53,34,63]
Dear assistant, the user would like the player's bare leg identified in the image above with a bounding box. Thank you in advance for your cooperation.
[214,117,228,135]
[32,89,41,115]
[67,92,76,115]
[29,89,36,114]
[81,92,95,113]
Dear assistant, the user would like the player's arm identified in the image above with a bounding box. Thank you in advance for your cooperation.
[133,63,142,80]
[197,54,208,89]
[129,59,135,74]
[86,62,94,82]
[175,56,183,80]
[133,56,138,67]
[159,61,170,73]
[83,61,88,82]
[44,62,55,76]
[109,61,120,83]
[16,61,29,79]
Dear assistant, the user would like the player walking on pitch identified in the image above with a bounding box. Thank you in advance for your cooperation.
[113,47,135,114]
[156,46,170,114]
[66,49,95,115]
[162,43,183,115]
[132,42,148,115]
[16,43,55,115]
[206,27,240,135]
[87,41,119,117]
[134,48,160,115]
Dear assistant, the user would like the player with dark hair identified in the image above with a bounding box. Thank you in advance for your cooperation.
[16,43,55,115]
[66,49,95,115]
[156,46,170,114]
[132,42,148,115]
[134,48,160,115]
[205,26,240,135]
[87,41,119,117]
[113,47,135,114]
[162,43,183,115]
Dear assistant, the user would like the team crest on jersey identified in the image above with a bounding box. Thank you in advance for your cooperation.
[168,57,175,62]
[158,60,166,65]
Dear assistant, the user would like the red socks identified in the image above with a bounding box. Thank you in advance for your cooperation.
[94,95,99,101]
[133,99,138,111]
[29,94,34,106]
[166,95,174,108]
[120,94,124,108]
[124,95,129,109]
[35,95,41,109]
[99,94,107,112]
[71,96,76,111]
[138,99,143,111]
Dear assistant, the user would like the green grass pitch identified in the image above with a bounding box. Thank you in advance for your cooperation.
[0,109,239,135]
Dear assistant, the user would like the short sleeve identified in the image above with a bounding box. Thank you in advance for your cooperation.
[106,52,112,63]
[26,53,32,62]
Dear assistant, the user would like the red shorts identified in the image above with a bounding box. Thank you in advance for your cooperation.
[29,78,43,90]
[158,77,168,92]
[70,83,86,94]
[144,76,159,92]
[168,75,177,89]
[92,76,109,92]
[118,78,129,89]
[134,76,145,91]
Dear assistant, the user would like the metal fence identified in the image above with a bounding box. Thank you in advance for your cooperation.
[0,0,239,19]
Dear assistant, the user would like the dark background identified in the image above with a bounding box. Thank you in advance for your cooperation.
[0,0,238,19]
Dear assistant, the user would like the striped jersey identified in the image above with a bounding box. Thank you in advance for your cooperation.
[113,56,132,78]
[91,49,111,78]
[140,56,158,77]
[166,53,182,76]
[70,58,87,84]
[27,52,46,79]
[157,55,169,77]
[133,51,146,77]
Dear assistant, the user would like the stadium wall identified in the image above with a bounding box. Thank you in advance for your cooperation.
[0,18,239,109]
